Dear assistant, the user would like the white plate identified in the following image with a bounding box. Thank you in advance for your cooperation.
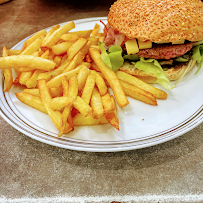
[1,17,203,152]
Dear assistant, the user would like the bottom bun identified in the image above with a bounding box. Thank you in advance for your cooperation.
[119,61,197,83]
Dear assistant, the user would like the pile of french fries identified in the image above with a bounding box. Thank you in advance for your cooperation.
[0,21,167,137]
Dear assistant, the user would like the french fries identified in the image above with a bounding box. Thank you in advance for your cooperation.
[89,47,129,108]
[1,20,168,137]
[116,71,167,100]
[41,21,75,49]
[2,46,13,92]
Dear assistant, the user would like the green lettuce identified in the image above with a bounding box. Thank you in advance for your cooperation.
[133,57,175,90]
[98,42,124,71]
[192,45,203,74]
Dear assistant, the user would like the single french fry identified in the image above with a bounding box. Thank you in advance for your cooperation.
[0,55,56,71]
[120,80,157,105]
[20,36,45,55]
[26,70,43,88]
[15,92,47,114]
[73,96,92,117]
[104,95,119,130]
[24,87,63,98]
[58,105,72,137]
[60,33,79,41]
[77,65,90,91]
[67,74,78,104]
[59,75,78,136]
[91,23,100,37]
[22,29,47,51]
[116,71,167,100]
[101,93,114,113]
[73,113,108,126]
[41,21,75,49]
[91,70,108,96]
[89,47,129,108]
[63,51,85,73]
[42,25,60,46]
[81,74,96,104]
[52,41,75,55]
[50,87,63,97]
[62,76,69,96]
[2,46,13,92]
[24,88,40,96]
[67,38,88,61]
[90,87,104,119]
[47,66,81,88]
[7,49,21,56]
[70,30,92,38]
[49,96,69,111]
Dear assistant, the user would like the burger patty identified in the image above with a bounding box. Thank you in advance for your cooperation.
[137,43,193,60]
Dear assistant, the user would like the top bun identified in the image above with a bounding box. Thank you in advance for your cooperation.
[108,0,203,42]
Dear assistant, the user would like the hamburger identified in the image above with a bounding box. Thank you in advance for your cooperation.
[101,0,203,89]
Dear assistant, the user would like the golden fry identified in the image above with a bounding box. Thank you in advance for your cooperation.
[70,30,92,38]
[60,33,79,41]
[0,55,56,71]
[120,80,157,106]
[67,38,88,61]
[101,93,114,113]
[52,41,74,55]
[104,95,119,130]
[90,87,104,119]
[81,74,96,104]
[91,70,108,96]
[91,23,100,37]
[2,46,13,92]
[77,65,90,91]
[15,92,47,114]
[73,113,108,126]
[20,36,45,55]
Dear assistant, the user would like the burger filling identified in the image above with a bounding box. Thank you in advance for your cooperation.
[100,22,203,90]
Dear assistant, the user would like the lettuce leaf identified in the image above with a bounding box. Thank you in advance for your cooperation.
[192,45,203,74]
[133,57,175,90]
[98,42,124,71]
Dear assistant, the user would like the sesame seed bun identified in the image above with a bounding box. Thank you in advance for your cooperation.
[108,0,203,42]
[119,60,197,83]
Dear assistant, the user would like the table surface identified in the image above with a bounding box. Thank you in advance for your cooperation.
[1,0,203,202]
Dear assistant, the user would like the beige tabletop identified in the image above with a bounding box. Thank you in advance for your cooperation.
[1,0,203,202]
